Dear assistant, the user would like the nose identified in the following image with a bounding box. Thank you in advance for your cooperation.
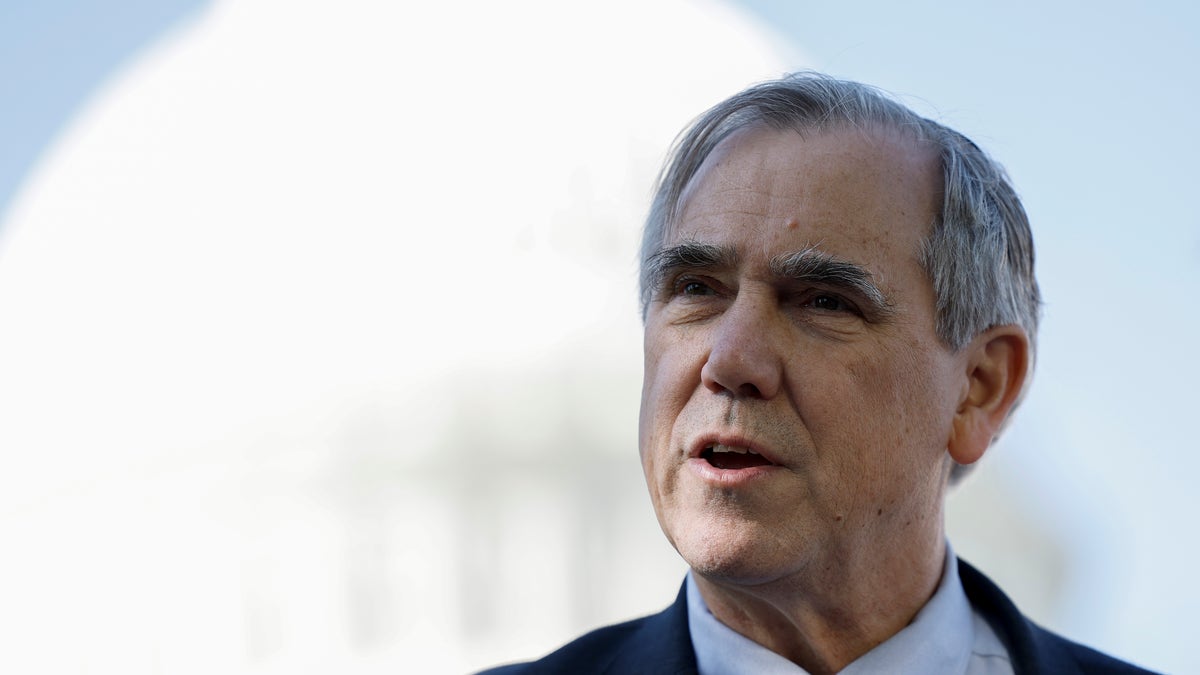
[699,294,783,400]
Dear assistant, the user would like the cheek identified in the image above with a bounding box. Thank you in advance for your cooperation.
[638,326,706,503]
[860,358,958,521]
[637,340,673,485]
[840,344,959,461]
[637,344,681,520]
[639,329,701,440]
[637,339,665,459]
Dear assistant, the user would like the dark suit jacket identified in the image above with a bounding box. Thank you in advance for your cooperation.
[478,559,1158,674]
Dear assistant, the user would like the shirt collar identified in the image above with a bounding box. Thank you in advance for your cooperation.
[686,543,975,675]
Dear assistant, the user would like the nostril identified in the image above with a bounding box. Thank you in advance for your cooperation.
[737,383,763,398]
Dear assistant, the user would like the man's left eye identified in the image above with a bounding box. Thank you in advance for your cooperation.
[810,294,844,311]
[803,293,861,316]
[679,280,715,296]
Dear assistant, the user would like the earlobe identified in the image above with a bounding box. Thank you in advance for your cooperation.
[948,325,1031,466]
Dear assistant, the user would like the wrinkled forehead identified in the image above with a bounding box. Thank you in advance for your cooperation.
[667,123,943,248]
[667,123,936,241]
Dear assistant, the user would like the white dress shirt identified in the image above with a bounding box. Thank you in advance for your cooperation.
[686,544,1013,674]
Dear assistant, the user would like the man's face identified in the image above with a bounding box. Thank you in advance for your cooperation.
[639,125,969,585]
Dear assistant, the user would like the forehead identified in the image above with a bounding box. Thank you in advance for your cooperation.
[669,125,942,279]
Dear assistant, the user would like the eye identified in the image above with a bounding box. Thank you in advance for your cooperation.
[810,294,844,311]
[676,278,716,296]
[798,291,860,317]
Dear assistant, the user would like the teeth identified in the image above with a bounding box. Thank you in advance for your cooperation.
[708,444,758,455]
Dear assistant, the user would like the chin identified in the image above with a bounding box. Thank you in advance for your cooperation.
[669,516,801,587]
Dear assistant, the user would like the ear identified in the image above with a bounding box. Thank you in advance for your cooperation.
[948,325,1031,466]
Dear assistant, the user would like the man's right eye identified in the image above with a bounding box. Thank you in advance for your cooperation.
[678,279,715,296]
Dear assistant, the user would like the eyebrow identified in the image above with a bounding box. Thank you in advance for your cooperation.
[646,240,894,318]
[769,246,894,317]
[644,241,739,292]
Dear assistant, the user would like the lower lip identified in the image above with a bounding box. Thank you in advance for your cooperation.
[686,457,781,487]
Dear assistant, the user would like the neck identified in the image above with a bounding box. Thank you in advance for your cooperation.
[692,526,947,675]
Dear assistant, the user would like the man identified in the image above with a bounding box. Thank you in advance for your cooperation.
[481,73,1155,674]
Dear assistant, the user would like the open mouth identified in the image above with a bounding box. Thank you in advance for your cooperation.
[701,444,775,470]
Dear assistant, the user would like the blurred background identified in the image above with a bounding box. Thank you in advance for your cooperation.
[0,1,1195,673]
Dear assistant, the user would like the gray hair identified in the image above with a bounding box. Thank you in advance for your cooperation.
[639,72,1041,479]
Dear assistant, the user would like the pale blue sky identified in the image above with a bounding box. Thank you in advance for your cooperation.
[0,2,1194,672]
[733,6,1198,670]
[733,10,1200,467]
[0,0,208,219]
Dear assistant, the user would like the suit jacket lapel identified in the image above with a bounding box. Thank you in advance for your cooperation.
[958,557,1081,675]
[605,583,698,675]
